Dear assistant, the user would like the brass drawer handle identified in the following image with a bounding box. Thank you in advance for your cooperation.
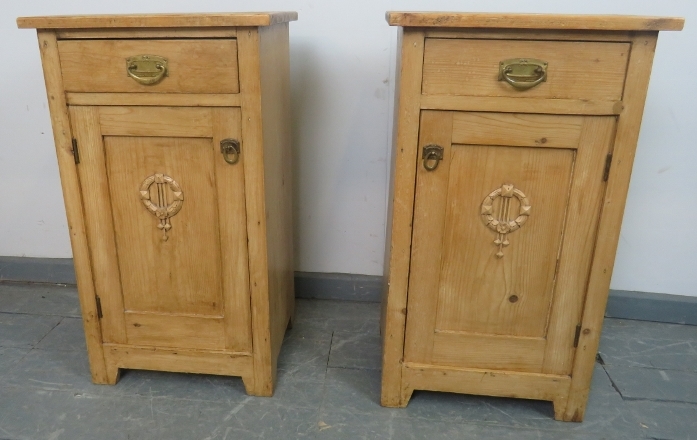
[220,138,240,165]
[422,144,443,171]
[498,58,547,90]
[126,55,168,85]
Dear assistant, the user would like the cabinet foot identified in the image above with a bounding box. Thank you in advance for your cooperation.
[104,364,120,385]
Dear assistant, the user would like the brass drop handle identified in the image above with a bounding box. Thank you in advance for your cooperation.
[498,58,548,90]
[220,139,240,165]
[126,55,168,85]
[422,144,443,171]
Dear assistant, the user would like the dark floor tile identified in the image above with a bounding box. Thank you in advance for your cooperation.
[277,362,328,383]
[600,318,697,372]
[295,299,381,322]
[1,347,106,395]
[316,409,395,439]
[0,283,80,317]
[35,317,86,351]
[0,313,62,348]
[323,368,396,416]
[0,347,31,379]
[113,369,249,403]
[627,400,697,440]
[328,331,382,370]
[277,332,331,367]
[604,364,697,403]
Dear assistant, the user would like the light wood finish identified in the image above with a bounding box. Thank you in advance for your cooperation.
[451,113,584,149]
[56,28,238,39]
[58,39,239,94]
[103,344,255,391]
[402,363,571,420]
[380,28,426,408]
[564,32,659,422]
[386,12,684,31]
[18,12,298,29]
[36,31,109,384]
[23,14,295,397]
[423,39,629,101]
[421,95,622,116]
[382,14,681,421]
[66,93,241,107]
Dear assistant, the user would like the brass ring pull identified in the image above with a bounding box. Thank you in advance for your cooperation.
[422,144,444,171]
[498,58,548,90]
[220,138,240,165]
[126,55,168,85]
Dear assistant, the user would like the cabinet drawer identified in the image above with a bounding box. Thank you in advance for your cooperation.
[58,39,239,94]
[422,38,629,101]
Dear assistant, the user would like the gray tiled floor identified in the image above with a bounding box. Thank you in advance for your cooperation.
[0,283,695,439]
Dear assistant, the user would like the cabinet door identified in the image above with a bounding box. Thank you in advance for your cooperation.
[70,106,251,353]
[404,111,615,375]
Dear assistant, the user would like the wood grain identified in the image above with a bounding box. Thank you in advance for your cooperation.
[66,93,241,107]
[98,106,212,137]
[124,313,225,350]
[402,362,571,419]
[432,332,545,372]
[259,23,296,375]
[237,26,273,397]
[452,113,583,149]
[103,344,253,378]
[212,108,253,353]
[402,110,453,365]
[36,31,109,384]
[18,12,298,29]
[70,106,127,345]
[56,28,238,39]
[423,39,629,101]
[420,95,621,116]
[386,12,684,31]
[563,32,659,423]
[58,39,239,94]
[104,135,223,316]
[380,29,426,408]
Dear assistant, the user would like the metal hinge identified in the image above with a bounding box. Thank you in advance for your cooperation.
[95,296,103,319]
[573,324,582,348]
[602,153,613,182]
[72,139,80,164]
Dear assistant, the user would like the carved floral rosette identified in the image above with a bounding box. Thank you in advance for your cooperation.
[480,183,531,258]
[139,173,184,241]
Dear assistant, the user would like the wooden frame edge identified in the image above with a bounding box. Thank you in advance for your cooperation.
[36,30,109,384]
[563,31,659,422]
[236,26,274,397]
[381,28,426,408]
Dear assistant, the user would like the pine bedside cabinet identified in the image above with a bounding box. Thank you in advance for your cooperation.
[17,13,297,397]
[380,12,683,421]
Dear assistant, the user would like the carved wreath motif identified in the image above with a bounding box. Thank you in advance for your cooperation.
[481,184,531,258]
[139,173,184,241]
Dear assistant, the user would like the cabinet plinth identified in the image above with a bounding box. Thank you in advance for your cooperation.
[19,13,297,396]
[381,12,683,421]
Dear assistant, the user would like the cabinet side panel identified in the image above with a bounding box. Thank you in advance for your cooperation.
[36,30,109,383]
[237,27,273,396]
[381,29,426,407]
[259,23,295,370]
[563,32,659,422]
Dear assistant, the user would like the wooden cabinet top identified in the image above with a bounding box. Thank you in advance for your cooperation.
[17,12,298,29]
[386,12,684,31]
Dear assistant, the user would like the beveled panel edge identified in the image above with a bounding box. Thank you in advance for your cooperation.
[56,28,238,39]
[17,12,298,29]
[420,95,623,116]
[66,92,241,107]
[386,12,684,31]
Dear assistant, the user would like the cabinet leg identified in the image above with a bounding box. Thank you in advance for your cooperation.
[104,363,120,385]
[242,373,274,397]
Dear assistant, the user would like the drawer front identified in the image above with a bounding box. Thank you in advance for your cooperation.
[422,38,629,101]
[58,39,239,94]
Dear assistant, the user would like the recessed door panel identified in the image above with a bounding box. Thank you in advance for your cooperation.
[70,106,251,352]
[404,111,614,374]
